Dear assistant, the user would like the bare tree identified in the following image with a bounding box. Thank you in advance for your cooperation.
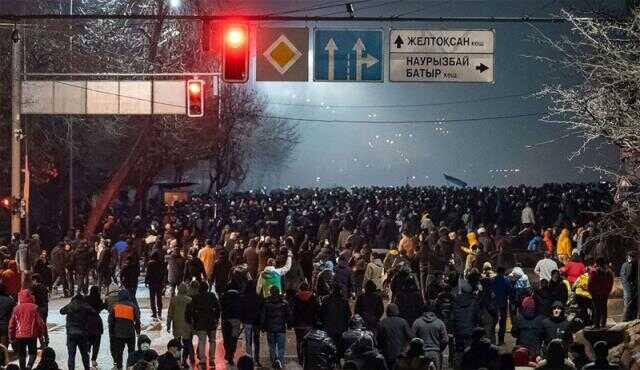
[533,9,640,247]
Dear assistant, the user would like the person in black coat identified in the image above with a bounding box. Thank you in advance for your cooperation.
[30,273,49,348]
[0,284,15,347]
[319,284,351,350]
[85,286,107,369]
[301,323,337,370]
[144,252,165,319]
[354,280,384,332]
[341,315,375,360]
[291,283,318,365]
[72,242,95,295]
[260,286,292,369]
[183,250,205,283]
[157,338,182,370]
[392,277,424,327]
[187,281,221,369]
[60,294,96,370]
[241,279,262,367]
[120,252,140,306]
[334,256,355,300]
[376,303,413,369]
[220,281,243,365]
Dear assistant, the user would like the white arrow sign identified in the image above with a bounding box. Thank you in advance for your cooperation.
[324,38,338,81]
[352,38,379,81]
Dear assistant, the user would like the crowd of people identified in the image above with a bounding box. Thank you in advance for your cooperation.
[0,183,635,370]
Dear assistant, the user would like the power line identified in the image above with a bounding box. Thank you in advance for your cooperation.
[259,111,542,125]
[0,14,578,23]
[268,92,532,109]
[264,0,375,16]
[318,0,405,17]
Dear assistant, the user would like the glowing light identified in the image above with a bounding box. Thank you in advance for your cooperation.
[226,27,246,48]
[188,82,202,95]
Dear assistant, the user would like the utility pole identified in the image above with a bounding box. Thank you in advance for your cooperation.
[10,25,22,235]
[68,0,74,231]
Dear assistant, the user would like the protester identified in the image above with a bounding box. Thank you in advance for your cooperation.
[33,347,60,370]
[376,303,413,370]
[86,286,107,370]
[535,253,559,282]
[620,250,638,322]
[9,289,46,370]
[291,282,318,365]
[144,252,165,320]
[60,294,95,370]
[260,286,291,370]
[167,283,194,369]
[241,279,262,367]
[582,341,621,370]
[157,338,183,370]
[588,258,615,328]
[108,290,141,370]
[535,339,577,370]
[412,302,448,370]
[355,280,384,332]
[301,322,337,370]
[0,285,14,348]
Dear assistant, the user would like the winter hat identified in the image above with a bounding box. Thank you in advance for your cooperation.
[483,262,493,271]
[477,227,487,234]
[522,296,536,316]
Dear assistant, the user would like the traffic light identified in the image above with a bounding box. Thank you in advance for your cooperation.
[222,23,249,83]
[186,79,204,118]
[0,197,10,211]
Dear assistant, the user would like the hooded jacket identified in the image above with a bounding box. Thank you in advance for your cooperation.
[167,283,192,338]
[187,284,220,332]
[144,254,165,289]
[341,315,375,357]
[452,287,479,338]
[588,266,615,298]
[319,292,351,338]
[2,261,21,296]
[354,283,384,332]
[108,290,141,338]
[260,294,291,333]
[9,289,46,340]
[292,290,318,328]
[511,299,544,356]
[542,301,571,345]
[301,329,337,370]
[393,278,424,327]
[412,311,448,353]
[556,229,573,257]
[376,304,413,362]
[334,258,355,298]
[60,295,96,337]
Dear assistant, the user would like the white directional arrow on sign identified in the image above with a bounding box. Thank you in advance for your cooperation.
[352,38,379,81]
[324,38,338,81]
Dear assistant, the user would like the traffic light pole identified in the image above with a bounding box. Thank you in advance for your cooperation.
[10,25,22,235]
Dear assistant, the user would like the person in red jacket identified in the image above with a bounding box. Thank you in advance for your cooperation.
[9,289,46,369]
[563,255,586,285]
[1,261,21,298]
[587,258,615,328]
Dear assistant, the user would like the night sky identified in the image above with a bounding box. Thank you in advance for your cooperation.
[241,0,623,188]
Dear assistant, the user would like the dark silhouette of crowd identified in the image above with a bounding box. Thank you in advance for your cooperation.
[0,182,635,370]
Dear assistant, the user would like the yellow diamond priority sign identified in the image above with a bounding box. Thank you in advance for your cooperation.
[257,28,309,81]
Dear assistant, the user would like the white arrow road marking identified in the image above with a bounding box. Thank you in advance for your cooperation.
[352,38,379,81]
[324,38,338,81]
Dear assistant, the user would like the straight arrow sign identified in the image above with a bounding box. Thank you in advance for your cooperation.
[324,38,338,81]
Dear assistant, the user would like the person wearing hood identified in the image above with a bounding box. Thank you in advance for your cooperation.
[301,321,337,370]
[144,252,165,320]
[556,228,573,264]
[535,339,577,370]
[86,286,107,370]
[257,250,292,298]
[393,277,424,329]
[291,283,318,365]
[509,265,531,307]
[542,301,571,348]
[125,335,152,369]
[363,256,384,292]
[394,338,432,370]
[260,286,291,370]
[582,341,620,370]
[412,302,448,370]
[2,261,20,298]
[355,280,384,332]
[221,280,244,366]
[451,277,480,364]
[33,347,60,370]
[167,283,194,369]
[186,281,220,368]
[334,255,355,300]
[60,293,95,370]
[376,303,413,369]
[108,289,141,370]
[9,289,46,370]
[319,284,351,352]
[343,335,388,370]
[341,314,375,360]
[511,296,544,361]
[460,328,500,370]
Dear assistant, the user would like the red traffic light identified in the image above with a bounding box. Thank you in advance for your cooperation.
[186,79,204,118]
[223,23,249,83]
[1,197,10,210]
